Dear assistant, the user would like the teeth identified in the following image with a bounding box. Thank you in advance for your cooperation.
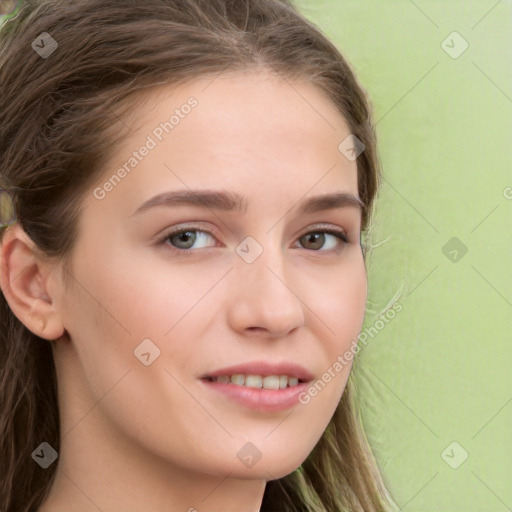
[263,375,280,390]
[245,375,263,388]
[212,374,301,389]
[231,374,245,386]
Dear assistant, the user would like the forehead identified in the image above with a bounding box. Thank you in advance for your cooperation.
[87,71,359,217]
[122,69,353,156]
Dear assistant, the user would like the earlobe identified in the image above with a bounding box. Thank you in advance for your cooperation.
[0,224,65,341]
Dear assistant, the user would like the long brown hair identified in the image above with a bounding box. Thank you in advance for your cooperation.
[0,1,397,510]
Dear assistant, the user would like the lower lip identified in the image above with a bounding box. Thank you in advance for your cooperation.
[200,379,310,412]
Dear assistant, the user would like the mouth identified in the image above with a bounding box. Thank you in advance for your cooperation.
[202,374,305,389]
[199,362,314,412]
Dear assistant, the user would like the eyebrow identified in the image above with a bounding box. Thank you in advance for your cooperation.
[131,189,364,217]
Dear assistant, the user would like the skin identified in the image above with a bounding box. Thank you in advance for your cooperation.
[1,70,367,512]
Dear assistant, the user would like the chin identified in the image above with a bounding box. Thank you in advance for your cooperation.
[239,451,310,480]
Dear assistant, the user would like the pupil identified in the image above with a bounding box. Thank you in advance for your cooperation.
[175,231,195,248]
[305,232,323,249]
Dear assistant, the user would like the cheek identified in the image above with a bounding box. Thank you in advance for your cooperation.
[289,253,366,416]
[74,251,195,339]
[320,254,368,353]
[58,257,212,457]
[60,248,211,404]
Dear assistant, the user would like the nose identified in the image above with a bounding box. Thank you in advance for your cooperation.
[226,239,306,338]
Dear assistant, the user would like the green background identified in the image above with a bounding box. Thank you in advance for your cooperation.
[2,1,511,510]
[294,0,512,510]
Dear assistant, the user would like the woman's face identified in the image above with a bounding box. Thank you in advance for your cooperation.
[50,70,367,480]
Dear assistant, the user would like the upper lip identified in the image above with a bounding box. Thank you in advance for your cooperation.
[202,361,315,382]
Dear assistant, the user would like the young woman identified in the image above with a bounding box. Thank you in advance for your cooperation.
[0,1,399,510]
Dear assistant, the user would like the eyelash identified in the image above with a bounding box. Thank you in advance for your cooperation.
[156,224,350,257]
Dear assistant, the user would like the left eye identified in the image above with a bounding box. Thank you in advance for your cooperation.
[158,227,349,255]
[297,230,348,251]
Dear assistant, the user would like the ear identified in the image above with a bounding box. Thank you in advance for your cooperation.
[0,224,65,341]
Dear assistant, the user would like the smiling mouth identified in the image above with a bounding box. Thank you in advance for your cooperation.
[202,374,305,389]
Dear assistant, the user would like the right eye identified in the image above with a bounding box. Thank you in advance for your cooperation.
[158,227,219,255]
